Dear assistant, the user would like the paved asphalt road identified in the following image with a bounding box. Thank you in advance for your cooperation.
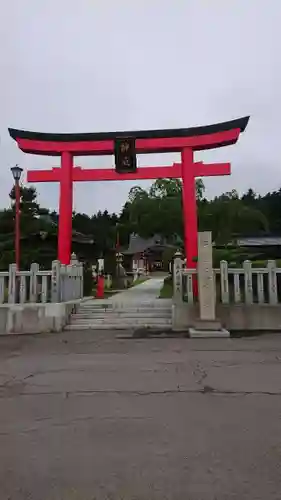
[1,332,281,499]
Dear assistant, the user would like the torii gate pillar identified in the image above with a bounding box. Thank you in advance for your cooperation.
[182,148,197,269]
[59,151,73,264]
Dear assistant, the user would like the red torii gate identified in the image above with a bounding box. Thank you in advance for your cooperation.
[8,117,249,267]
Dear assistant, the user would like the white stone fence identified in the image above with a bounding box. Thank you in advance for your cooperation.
[215,260,280,305]
[172,232,281,334]
[0,258,83,305]
[175,257,281,305]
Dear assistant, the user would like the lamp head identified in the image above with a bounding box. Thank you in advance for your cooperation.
[11,164,23,182]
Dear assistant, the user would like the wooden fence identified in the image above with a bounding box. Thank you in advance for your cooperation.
[0,260,83,304]
[180,260,281,305]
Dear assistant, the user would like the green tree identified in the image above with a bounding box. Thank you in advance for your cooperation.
[121,178,205,241]
[199,190,269,244]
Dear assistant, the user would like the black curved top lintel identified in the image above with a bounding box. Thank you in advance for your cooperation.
[8,116,249,143]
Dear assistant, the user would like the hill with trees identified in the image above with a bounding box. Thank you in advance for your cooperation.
[1,178,281,269]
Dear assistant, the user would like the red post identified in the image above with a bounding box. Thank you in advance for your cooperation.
[15,180,21,270]
[58,151,73,264]
[96,275,105,299]
[181,148,198,268]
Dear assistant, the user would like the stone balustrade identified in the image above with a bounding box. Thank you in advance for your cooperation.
[0,257,83,305]
[173,232,281,334]
[177,260,281,306]
[0,255,84,335]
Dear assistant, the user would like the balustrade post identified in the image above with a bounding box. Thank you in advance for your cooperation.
[51,260,61,303]
[8,264,17,304]
[30,263,39,303]
[173,250,183,303]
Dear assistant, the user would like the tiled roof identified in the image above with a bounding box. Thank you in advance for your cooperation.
[123,234,175,255]
[237,236,281,246]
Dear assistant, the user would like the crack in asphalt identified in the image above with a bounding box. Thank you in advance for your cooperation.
[192,360,208,387]
[3,345,281,358]
[1,357,281,400]
[1,387,281,399]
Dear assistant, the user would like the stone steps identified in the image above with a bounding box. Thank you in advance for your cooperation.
[73,311,171,319]
[70,317,172,325]
[65,299,172,331]
[76,307,170,312]
[69,315,172,324]
[80,303,170,310]
[66,323,172,331]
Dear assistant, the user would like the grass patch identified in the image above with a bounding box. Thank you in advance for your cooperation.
[103,290,119,298]
[159,276,173,298]
[130,276,149,287]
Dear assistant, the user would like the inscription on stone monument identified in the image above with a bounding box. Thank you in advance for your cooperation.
[197,231,216,321]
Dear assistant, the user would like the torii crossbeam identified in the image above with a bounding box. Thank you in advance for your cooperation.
[9,116,249,267]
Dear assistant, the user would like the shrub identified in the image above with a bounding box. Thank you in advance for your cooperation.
[163,275,172,286]
[83,263,94,296]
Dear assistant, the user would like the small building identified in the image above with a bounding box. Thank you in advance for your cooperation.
[214,234,281,262]
[235,235,281,260]
[122,233,178,272]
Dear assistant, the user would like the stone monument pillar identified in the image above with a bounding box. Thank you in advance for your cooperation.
[189,231,229,338]
[173,250,183,304]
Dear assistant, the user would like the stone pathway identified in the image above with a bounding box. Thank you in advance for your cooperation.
[110,276,166,304]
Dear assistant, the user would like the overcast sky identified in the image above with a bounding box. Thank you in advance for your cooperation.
[0,0,280,215]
